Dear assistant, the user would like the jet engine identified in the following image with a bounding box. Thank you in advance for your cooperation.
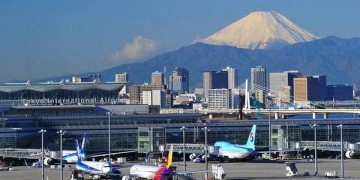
[122,176,131,180]
[44,158,52,166]
[346,150,355,159]
[189,153,197,160]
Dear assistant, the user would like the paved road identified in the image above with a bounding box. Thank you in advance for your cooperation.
[0,158,359,179]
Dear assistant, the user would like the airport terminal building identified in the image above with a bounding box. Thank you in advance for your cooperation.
[0,81,360,154]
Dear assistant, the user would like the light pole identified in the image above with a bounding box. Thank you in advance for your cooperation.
[337,124,344,178]
[202,124,210,180]
[38,129,47,180]
[310,124,319,176]
[57,129,66,180]
[106,112,112,162]
[180,126,187,171]
[268,108,272,159]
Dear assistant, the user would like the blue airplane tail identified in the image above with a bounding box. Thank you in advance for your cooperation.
[245,125,256,148]
[75,139,82,163]
[80,133,86,154]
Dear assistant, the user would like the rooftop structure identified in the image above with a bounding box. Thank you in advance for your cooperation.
[0,80,125,106]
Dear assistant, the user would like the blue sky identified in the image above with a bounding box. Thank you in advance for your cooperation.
[0,0,359,83]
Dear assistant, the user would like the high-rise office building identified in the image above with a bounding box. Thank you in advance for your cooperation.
[327,84,353,101]
[251,66,266,104]
[115,72,128,83]
[72,73,102,83]
[203,72,211,99]
[293,75,327,101]
[269,70,302,103]
[115,72,129,95]
[293,77,312,101]
[203,71,228,99]
[208,89,232,110]
[222,67,238,89]
[142,90,166,108]
[314,75,327,101]
[151,71,164,86]
[169,67,189,95]
[251,66,266,90]
[129,84,163,104]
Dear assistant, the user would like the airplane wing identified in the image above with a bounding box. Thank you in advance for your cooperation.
[175,164,225,179]
[67,167,124,179]
[256,149,299,154]
[89,150,137,158]
[175,169,208,176]
[233,145,254,151]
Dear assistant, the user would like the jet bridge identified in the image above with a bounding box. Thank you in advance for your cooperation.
[165,143,219,154]
[301,141,355,151]
[0,148,43,159]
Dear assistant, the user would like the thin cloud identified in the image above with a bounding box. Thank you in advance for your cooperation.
[192,35,203,44]
[110,36,161,62]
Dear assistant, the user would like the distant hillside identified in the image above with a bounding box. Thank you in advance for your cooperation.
[98,36,360,90]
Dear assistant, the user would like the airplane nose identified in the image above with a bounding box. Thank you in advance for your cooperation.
[102,163,111,174]
[102,166,111,174]
[104,167,110,173]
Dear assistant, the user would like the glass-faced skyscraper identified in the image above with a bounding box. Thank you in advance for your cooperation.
[250,66,267,104]
[169,67,189,95]
[203,71,228,99]
[222,67,238,89]
[269,70,302,103]
[251,66,266,90]
[293,75,327,101]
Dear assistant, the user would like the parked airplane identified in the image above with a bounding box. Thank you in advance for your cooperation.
[123,145,175,180]
[74,139,121,180]
[123,144,224,180]
[214,125,256,160]
[44,134,86,166]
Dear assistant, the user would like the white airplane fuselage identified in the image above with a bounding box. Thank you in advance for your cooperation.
[219,150,251,159]
[76,161,111,174]
[130,164,162,179]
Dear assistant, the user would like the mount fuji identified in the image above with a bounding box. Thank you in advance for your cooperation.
[48,12,360,90]
[200,11,320,50]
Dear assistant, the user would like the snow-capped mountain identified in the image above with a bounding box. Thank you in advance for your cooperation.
[200,11,320,49]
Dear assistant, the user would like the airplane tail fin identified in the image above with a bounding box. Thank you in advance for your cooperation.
[75,139,82,163]
[245,125,256,148]
[165,145,174,168]
[80,133,86,154]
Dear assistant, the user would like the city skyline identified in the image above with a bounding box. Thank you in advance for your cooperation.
[1,1,360,83]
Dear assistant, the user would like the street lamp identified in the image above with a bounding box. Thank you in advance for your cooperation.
[310,124,319,176]
[180,126,187,171]
[38,129,47,180]
[202,124,210,180]
[106,112,112,162]
[57,129,66,180]
[337,124,344,178]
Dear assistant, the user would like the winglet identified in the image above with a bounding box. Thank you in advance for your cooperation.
[245,125,256,148]
[165,145,174,168]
